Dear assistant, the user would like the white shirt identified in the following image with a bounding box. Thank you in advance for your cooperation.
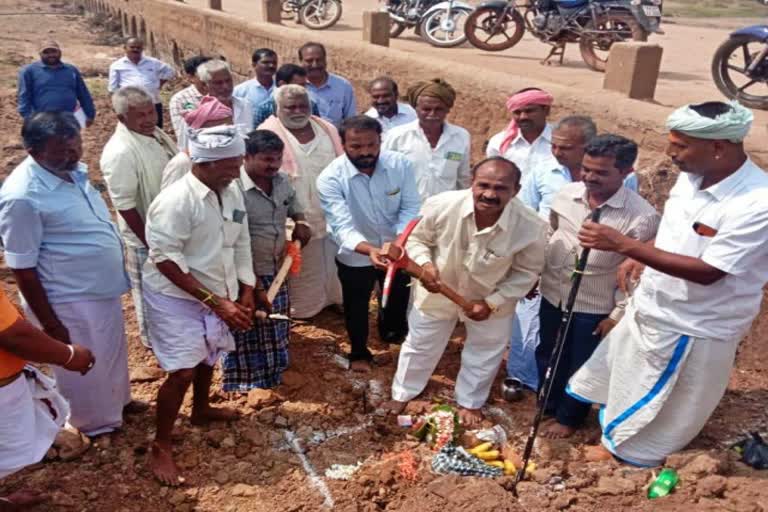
[107,56,175,103]
[633,159,768,341]
[161,152,192,190]
[486,124,557,180]
[407,189,547,319]
[382,120,471,201]
[176,96,253,151]
[364,103,417,133]
[143,172,256,301]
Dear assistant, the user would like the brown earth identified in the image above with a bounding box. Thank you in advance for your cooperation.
[1,2,767,511]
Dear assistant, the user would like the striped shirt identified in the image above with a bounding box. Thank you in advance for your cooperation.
[540,182,659,319]
[168,85,204,138]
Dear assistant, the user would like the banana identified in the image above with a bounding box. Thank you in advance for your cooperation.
[485,460,505,469]
[468,442,493,455]
[476,450,500,461]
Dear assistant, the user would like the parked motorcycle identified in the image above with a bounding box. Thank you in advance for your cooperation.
[384,0,474,47]
[464,0,663,72]
[711,5,768,109]
[281,0,342,29]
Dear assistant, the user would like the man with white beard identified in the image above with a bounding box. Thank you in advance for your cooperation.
[258,85,343,318]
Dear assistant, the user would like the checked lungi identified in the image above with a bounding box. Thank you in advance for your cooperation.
[222,275,290,391]
[125,245,151,348]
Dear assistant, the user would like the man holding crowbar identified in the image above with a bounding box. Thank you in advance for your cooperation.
[381,156,547,426]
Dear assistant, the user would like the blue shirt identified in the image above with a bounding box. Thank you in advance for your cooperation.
[234,79,274,111]
[253,97,321,128]
[317,151,422,267]
[306,73,357,129]
[0,157,129,303]
[521,162,639,219]
[17,61,96,120]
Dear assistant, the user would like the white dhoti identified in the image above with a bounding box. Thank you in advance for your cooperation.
[392,307,514,409]
[289,236,343,319]
[567,305,738,467]
[144,287,235,372]
[0,366,69,478]
[23,297,130,437]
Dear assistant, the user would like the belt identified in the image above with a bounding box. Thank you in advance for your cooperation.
[0,371,22,388]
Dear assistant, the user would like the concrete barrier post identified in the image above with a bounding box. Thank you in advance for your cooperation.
[261,0,282,23]
[363,11,390,47]
[208,0,222,10]
[603,42,664,100]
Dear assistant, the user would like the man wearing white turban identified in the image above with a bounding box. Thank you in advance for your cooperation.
[142,126,256,485]
[564,101,768,467]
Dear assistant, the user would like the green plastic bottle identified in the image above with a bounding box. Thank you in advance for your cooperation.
[648,468,679,499]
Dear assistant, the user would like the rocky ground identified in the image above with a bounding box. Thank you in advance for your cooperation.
[1,2,768,511]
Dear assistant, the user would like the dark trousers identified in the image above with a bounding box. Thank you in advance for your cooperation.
[336,259,410,361]
[535,297,606,428]
[155,103,164,128]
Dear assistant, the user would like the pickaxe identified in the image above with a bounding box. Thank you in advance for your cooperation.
[254,240,301,321]
[380,217,472,312]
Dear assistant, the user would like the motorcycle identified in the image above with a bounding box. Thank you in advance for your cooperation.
[384,0,474,47]
[280,0,343,29]
[711,3,768,110]
[464,0,663,72]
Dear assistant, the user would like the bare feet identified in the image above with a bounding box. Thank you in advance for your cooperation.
[350,360,372,373]
[380,400,407,415]
[458,407,484,428]
[149,441,183,486]
[541,421,577,439]
[584,444,614,462]
[0,490,47,511]
[190,405,240,426]
[123,400,151,415]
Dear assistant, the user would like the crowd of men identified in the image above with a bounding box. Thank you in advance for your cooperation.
[0,32,767,507]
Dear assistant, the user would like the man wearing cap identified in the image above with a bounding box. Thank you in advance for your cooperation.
[100,86,177,350]
[17,40,96,127]
[143,125,255,485]
[486,87,557,179]
[108,37,175,128]
[382,78,471,202]
[161,96,234,190]
[569,101,768,466]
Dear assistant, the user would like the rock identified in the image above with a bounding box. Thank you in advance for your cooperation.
[169,490,187,505]
[53,428,91,461]
[205,429,227,447]
[404,400,431,415]
[234,461,252,473]
[220,436,236,449]
[680,453,725,480]
[695,475,727,498]
[281,370,306,389]
[552,495,576,510]
[214,470,230,485]
[129,366,165,382]
[231,483,257,497]
[242,428,265,447]
[593,476,637,496]
[258,407,277,425]
[426,475,462,500]
[274,416,289,428]
[247,388,279,409]
[532,466,562,484]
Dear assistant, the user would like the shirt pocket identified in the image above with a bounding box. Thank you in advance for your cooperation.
[222,219,242,248]
[437,156,461,185]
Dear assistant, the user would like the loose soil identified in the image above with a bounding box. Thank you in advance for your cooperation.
[1,2,767,511]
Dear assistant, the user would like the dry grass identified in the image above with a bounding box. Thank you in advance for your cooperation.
[663,0,767,17]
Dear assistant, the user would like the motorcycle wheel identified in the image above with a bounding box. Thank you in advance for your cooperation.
[419,6,473,48]
[298,0,343,29]
[711,35,768,110]
[579,14,647,72]
[281,0,297,20]
[465,6,524,51]
[391,19,407,38]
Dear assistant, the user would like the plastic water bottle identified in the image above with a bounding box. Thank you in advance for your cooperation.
[648,468,679,499]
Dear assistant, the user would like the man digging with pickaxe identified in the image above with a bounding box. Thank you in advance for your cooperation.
[381,157,548,427]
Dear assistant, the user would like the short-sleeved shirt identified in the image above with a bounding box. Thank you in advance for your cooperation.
[107,56,175,103]
[633,159,768,340]
[238,169,304,275]
[382,120,471,201]
[0,289,24,379]
[0,157,130,303]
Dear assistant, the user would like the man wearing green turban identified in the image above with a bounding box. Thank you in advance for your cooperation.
[563,101,768,467]
[383,78,471,202]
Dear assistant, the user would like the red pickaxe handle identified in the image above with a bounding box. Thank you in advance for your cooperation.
[381,216,422,309]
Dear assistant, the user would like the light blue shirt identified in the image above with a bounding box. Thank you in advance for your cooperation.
[521,162,639,219]
[317,151,421,267]
[234,78,274,112]
[0,156,129,303]
[306,73,357,129]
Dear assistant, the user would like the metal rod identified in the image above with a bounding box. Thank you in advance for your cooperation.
[512,207,602,495]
